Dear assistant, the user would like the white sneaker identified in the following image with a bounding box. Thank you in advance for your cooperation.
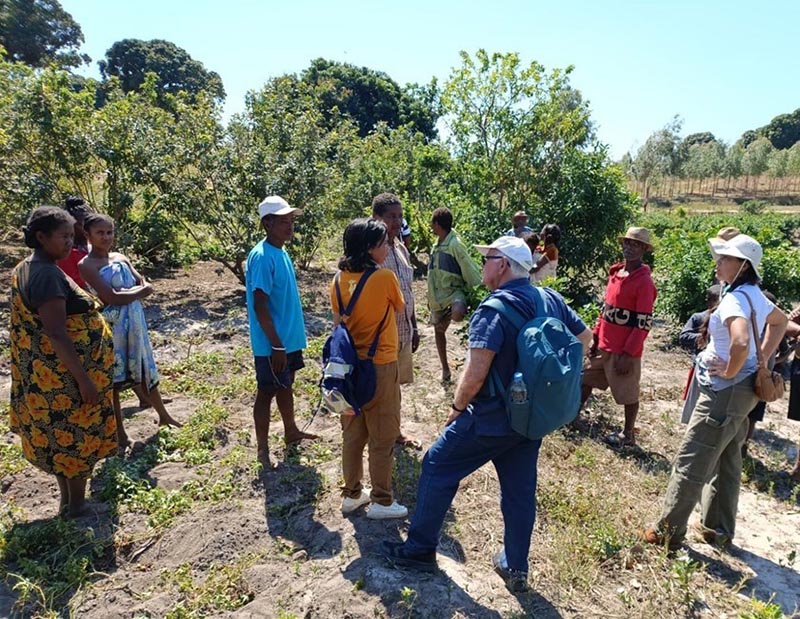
[341,488,371,514]
[366,501,408,520]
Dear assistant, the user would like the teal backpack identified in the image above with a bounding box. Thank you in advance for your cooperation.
[483,288,584,440]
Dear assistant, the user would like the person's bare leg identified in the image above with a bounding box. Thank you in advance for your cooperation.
[434,329,450,382]
[133,383,172,409]
[145,385,182,427]
[580,384,593,408]
[66,476,87,517]
[275,381,318,445]
[56,475,69,513]
[113,388,129,454]
[622,402,639,444]
[132,383,150,408]
[254,388,274,467]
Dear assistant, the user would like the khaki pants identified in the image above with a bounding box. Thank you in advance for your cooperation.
[398,341,414,385]
[656,377,756,542]
[341,361,401,506]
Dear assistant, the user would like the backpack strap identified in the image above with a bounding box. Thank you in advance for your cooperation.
[735,289,767,370]
[367,306,392,359]
[335,268,377,317]
[335,267,391,359]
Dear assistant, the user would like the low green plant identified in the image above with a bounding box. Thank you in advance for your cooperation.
[670,553,702,608]
[740,596,785,619]
[162,557,257,619]
[1,518,110,618]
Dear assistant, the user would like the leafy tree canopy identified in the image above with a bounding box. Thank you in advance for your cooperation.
[0,0,88,68]
[682,131,717,147]
[760,108,800,150]
[99,38,225,104]
[301,58,440,139]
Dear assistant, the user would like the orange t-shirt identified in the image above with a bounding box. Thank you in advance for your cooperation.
[330,269,405,365]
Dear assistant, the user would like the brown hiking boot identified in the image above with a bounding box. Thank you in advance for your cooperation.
[691,522,731,549]
[638,527,682,551]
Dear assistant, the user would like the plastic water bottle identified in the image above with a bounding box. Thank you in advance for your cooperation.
[509,372,528,404]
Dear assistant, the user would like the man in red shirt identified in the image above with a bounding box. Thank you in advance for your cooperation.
[581,227,657,447]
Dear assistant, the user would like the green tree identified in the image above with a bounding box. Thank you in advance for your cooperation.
[300,58,439,140]
[0,58,98,232]
[682,132,717,148]
[341,123,455,252]
[632,117,683,205]
[760,108,800,150]
[741,137,773,178]
[0,0,88,68]
[99,39,225,105]
[442,49,632,298]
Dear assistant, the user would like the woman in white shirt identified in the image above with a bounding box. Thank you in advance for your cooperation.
[641,234,787,549]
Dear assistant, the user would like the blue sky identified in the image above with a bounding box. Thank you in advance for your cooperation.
[62,0,800,159]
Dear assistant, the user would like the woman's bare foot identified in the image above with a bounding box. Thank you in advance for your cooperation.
[284,430,318,446]
[63,500,110,519]
[116,433,131,457]
[257,449,273,470]
[138,396,173,409]
[158,414,182,428]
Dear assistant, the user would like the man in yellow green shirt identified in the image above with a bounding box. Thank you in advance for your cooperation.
[427,207,482,382]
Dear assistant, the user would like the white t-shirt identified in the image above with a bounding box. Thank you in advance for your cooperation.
[697,284,774,390]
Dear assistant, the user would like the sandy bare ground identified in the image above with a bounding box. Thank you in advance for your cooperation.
[1,259,798,618]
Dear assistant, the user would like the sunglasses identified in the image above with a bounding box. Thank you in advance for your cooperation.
[482,255,507,266]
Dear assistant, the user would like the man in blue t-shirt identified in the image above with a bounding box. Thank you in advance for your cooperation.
[384,236,592,592]
[246,195,318,467]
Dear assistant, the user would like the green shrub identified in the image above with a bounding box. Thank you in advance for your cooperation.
[639,212,800,322]
[740,199,767,215]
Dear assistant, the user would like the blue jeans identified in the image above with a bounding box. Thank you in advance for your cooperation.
[404,413,541,572]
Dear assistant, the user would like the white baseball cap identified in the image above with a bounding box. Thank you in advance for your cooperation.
[709,233,762,278]
[258,195,302,219]
[474,236,534,272]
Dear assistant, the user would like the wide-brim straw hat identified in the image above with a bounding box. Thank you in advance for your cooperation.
[618,227,653,251]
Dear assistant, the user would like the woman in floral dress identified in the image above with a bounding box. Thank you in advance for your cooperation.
[9,206,117,517]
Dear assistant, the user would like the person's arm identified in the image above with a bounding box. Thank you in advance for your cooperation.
[411,311,420,352]
[254,288,287,373]
[38,299,98,404]
[761,306,789,361]
[711,316,750,379]
[785,318,800,339]
[123,255,148,286]
[453,241,483,289]
[678,312,704,351]
[79,260,152,306]
[530,253,550,272]
[446,348,495,425]
[576,327,593,355]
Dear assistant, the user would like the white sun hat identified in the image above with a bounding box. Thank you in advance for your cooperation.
[709,233,762,278]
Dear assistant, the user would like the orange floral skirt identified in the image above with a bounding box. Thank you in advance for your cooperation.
[9,269,118,478]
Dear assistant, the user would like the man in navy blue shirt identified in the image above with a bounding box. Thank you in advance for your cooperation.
[384,236,592,591]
